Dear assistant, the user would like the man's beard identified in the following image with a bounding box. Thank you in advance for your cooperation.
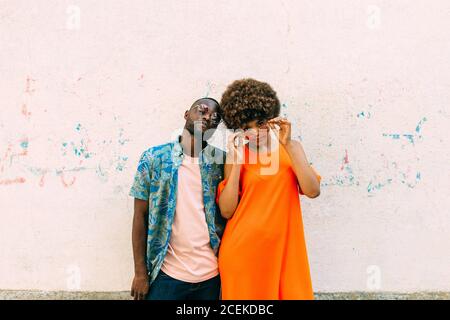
[185,122,203,139]
[185,120,215,142]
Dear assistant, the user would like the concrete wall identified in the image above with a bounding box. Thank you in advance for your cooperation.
[0,0,449,294]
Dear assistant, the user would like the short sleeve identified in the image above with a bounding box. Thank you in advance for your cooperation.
[129,151,152,201]
[299,165,322,195]
[215,179,242,204]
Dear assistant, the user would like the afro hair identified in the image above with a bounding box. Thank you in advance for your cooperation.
[219,78,280,129]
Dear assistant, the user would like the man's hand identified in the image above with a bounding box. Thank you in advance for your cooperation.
[131,273,149,300]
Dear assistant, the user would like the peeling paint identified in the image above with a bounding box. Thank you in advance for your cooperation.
[367,178,393,195]
[382,117,427,145]
[0,177,26,185]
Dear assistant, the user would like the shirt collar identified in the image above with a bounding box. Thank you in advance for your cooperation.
[171,135,212,165]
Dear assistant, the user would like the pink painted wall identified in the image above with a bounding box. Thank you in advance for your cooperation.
[0,0,449,292]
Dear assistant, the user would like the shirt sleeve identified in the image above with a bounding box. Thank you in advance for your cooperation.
[129,151,152,201]
[299,165,322,195]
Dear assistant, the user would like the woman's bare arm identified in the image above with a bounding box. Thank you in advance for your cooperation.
[218,133,244,219]
[285,140,321,198]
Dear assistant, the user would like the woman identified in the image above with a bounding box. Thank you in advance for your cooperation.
[216,79,321,300]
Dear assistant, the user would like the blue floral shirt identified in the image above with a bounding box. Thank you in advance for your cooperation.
[129,137,227,285]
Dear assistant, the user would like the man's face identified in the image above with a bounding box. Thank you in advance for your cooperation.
[184,99,221,140]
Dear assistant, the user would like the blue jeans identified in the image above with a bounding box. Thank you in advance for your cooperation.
[146,270,221,300]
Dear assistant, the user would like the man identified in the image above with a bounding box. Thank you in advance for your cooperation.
[129,97,226,300]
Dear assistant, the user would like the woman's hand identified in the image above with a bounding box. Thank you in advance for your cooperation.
[268,117,292,146]
[227,131,245,164]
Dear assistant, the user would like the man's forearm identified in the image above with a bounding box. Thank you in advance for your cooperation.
[132,211,148,275]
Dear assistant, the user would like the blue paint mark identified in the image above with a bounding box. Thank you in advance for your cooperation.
[382,117,427,145]
[321,164,358,187]
[68,139,93,159]
[357,111,371,119]
[400,170,422,188]
[281,103,288,117]
[20,141,28,149]
[403,134,414,145]
[415,117,427,133]
[75,123,81,131]
[55,166,88,174]
[383,133,400,139]
[61,142,68,156]
[115,156,129,171]
[96,165,108,183]
[118,128,130,146]
[367,178,392,195]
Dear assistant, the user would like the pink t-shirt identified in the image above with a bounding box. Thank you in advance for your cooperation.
[160,154,219,283]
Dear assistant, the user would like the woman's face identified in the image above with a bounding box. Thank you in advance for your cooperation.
[243,119,270,147]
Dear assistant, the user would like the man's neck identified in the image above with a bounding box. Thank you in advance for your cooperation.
[180,129,207,158]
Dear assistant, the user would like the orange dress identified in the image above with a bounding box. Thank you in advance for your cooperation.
[216,143,321,300]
